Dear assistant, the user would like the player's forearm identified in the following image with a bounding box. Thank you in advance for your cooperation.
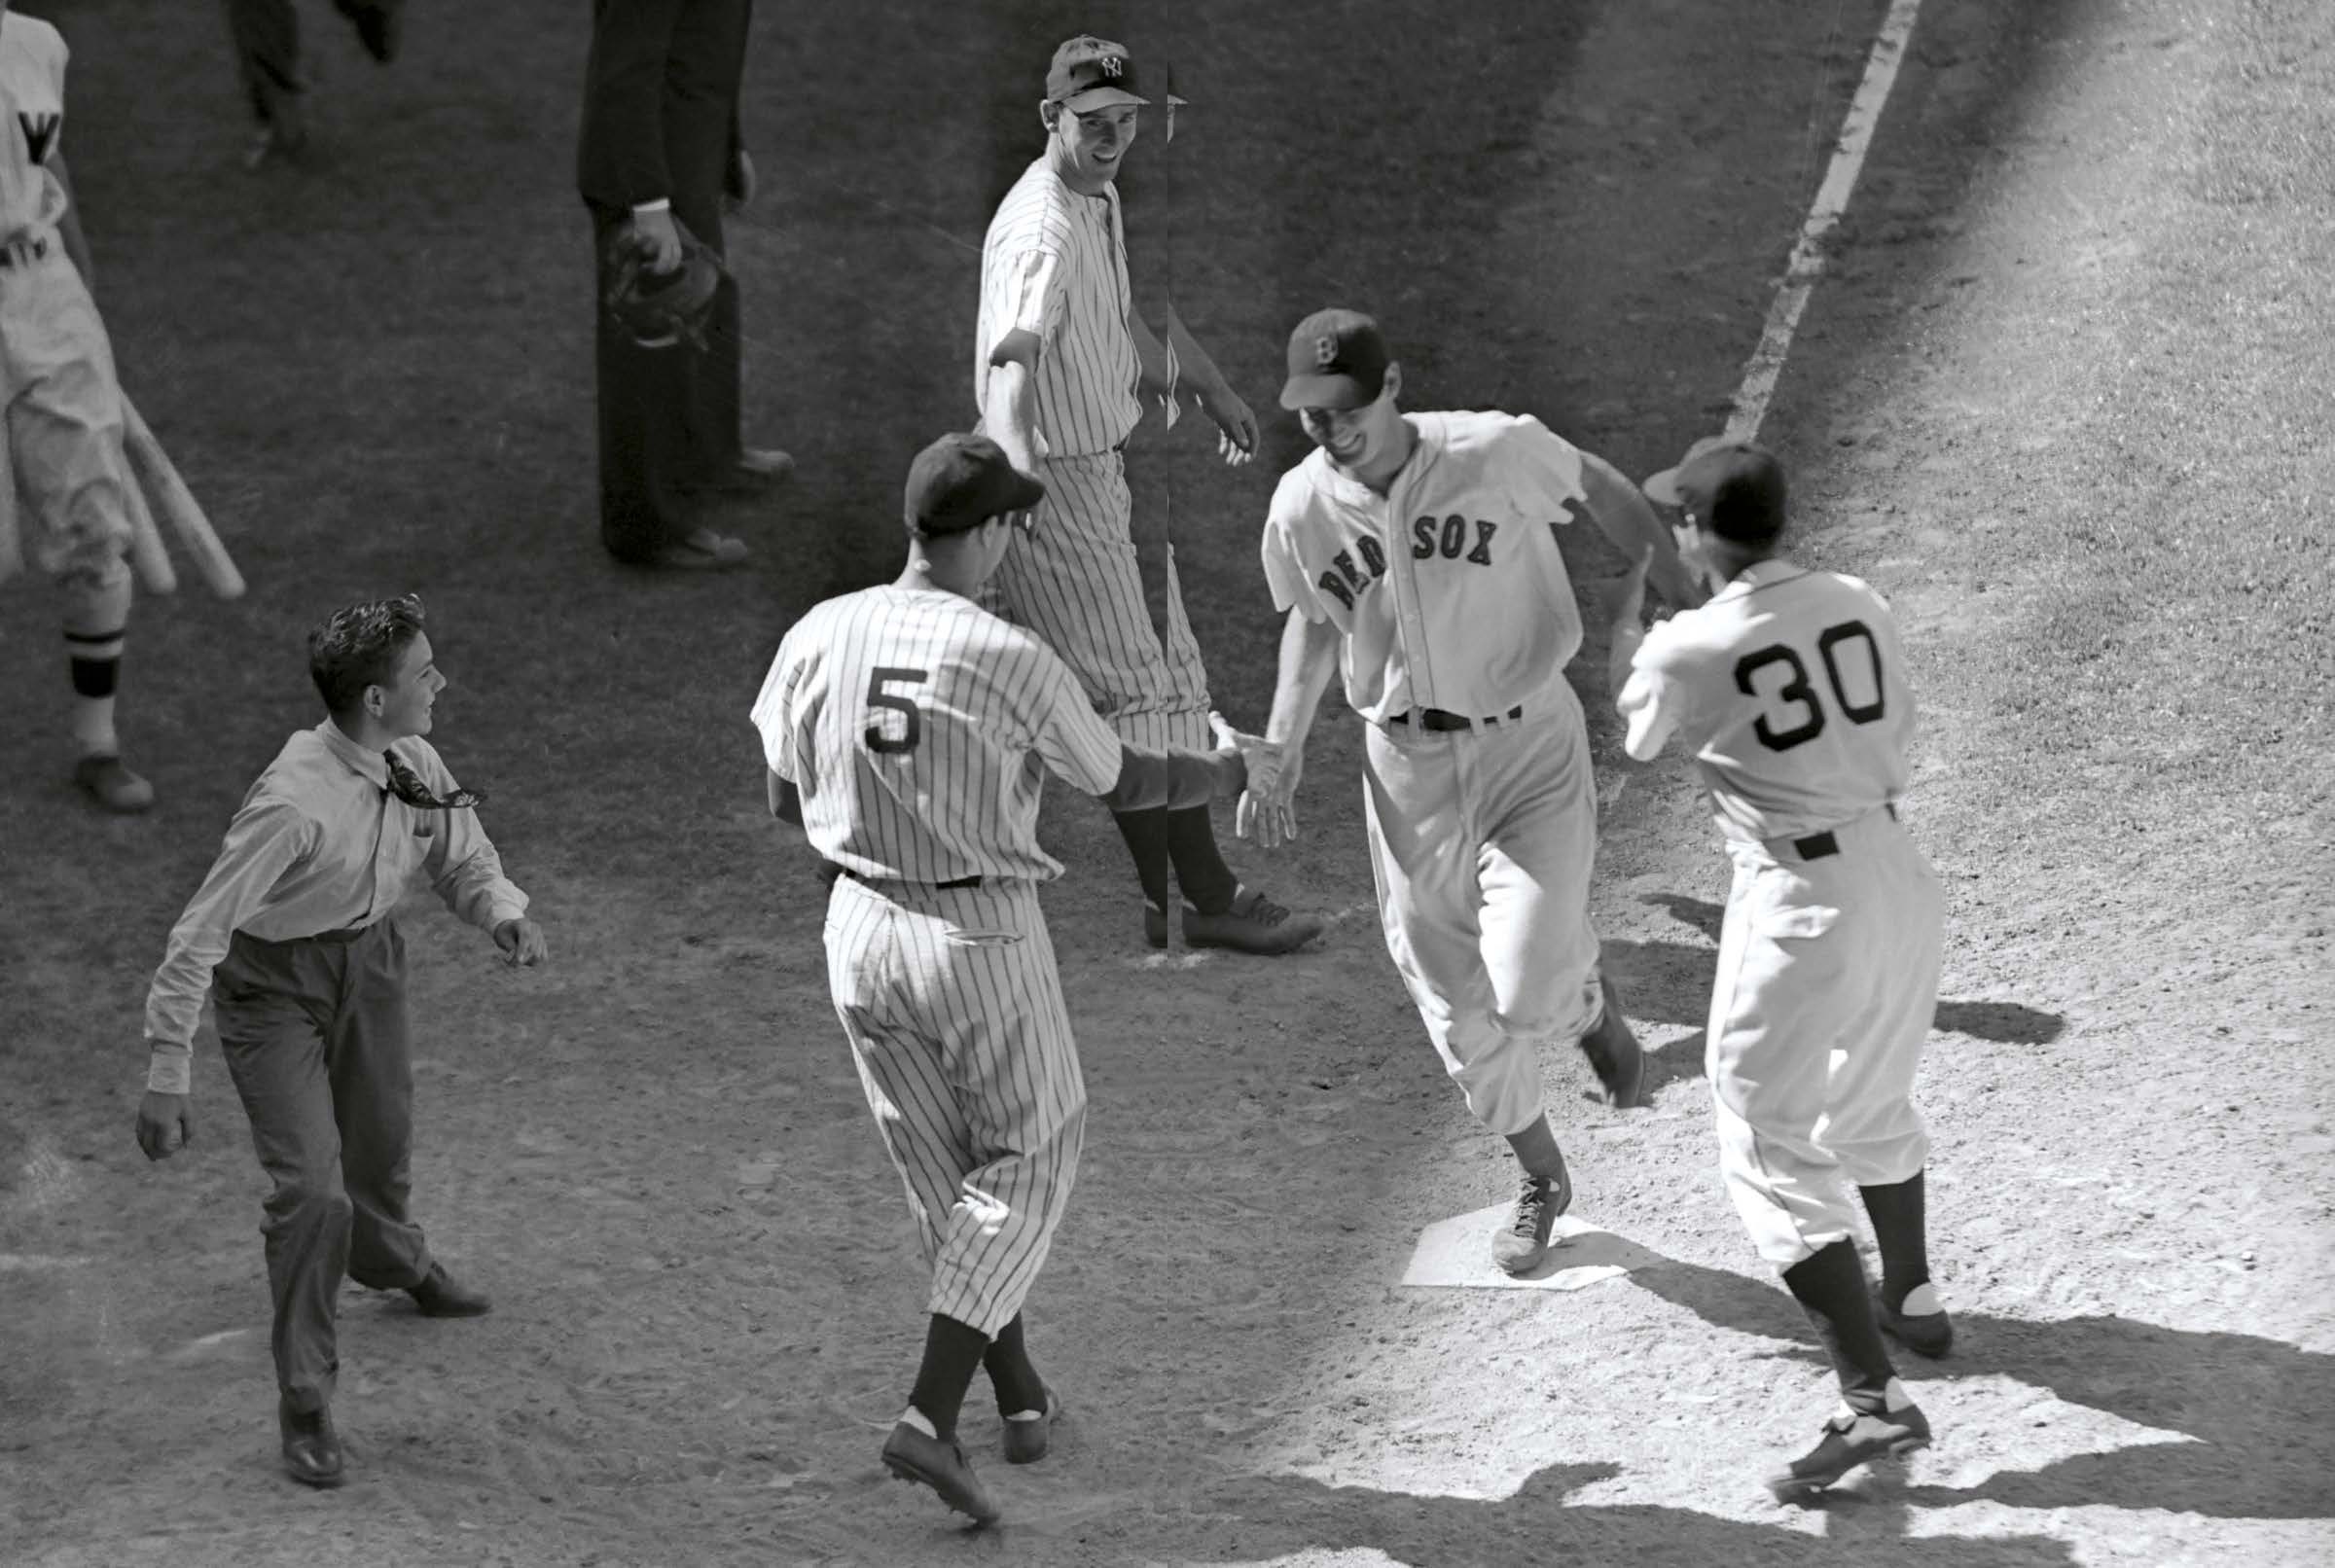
[1582,453,1701,608]
[1097,745,1241,813]
[985,360,1043,473]
[1266,610,1341,749]
[1607,622,1648,707]
[1163,315,1231,399]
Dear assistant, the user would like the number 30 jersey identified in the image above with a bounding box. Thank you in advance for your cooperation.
[750,586,1124,884]
[1618,561,1916,843]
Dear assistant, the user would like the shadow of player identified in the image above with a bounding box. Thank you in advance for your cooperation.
[1626,1252,2335,1521]
[1108,1458,2079,1568]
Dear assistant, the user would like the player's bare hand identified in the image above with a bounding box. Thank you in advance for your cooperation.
[493,917,550,968]
[1208,710,1281,802]
[629,208,684,271]
[1235,737,1304,849]
[136,1089,194,1162]
[1197,383,1258,465]
[724,147,757,213]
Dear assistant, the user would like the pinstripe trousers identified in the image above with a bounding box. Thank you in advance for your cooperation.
[823,874,1085,1336]
[985,449,1212,756]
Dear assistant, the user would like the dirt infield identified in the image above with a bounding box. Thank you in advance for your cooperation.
[2,1,2329,1565]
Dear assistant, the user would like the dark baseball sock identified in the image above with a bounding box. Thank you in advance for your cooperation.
[1112,807,1173,911]
[1780,1240,1896,1412]
[982,1314,1045,1415]
[1164,805,1239,915]
[1859,1171,1932,1312]
[907,1313,990,1441]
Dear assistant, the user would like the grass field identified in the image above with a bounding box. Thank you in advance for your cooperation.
[2,1,2330,1564]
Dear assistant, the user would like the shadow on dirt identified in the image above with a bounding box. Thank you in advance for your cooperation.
[1126,1457,2078,1567]
[1632,1254,2335,1522]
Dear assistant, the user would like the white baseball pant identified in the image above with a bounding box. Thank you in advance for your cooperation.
[823,873,1085,1336]
[1362,681,1606,1138]
[1707,805,1944,1268]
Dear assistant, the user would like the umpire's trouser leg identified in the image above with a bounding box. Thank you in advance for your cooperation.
[216,920,431,1411]
[590,208,699,560]
[221,0,301,125]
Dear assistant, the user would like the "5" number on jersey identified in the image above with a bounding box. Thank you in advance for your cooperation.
[864,667,929,755]
[1734,621,1885,752]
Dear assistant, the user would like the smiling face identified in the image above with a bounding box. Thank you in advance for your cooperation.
[1296,362,1408,475]
[1048,101,1140,193]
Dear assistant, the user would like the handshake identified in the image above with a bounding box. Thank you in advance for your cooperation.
[1207,712,1304,849]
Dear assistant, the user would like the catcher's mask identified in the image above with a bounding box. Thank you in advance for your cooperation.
[602,218,725,351]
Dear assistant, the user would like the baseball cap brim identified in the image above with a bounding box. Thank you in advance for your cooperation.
[1278,372,1378,412]
[1642,435,1736,506]
[1056,87,1150,111]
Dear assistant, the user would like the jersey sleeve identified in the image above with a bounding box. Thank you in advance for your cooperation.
[1508,414,1589,517]
[1024,648,1125,796]
[1617,616,1699,762]
[746,629,809,783]
[1259,478,1329,620]
[1001,248,1067,343]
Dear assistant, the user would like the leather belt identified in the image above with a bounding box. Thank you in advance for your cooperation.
[1389,704,1526,732]
[1788,803,1898,862]
[825,862,983,892]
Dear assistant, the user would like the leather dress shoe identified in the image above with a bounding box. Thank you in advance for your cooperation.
[278,1397,345,1488]
[407,1263,491,1318]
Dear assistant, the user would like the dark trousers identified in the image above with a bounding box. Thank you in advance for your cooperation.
[222,0,401,122]
[214,920,431,1412]
[591,204,744,560]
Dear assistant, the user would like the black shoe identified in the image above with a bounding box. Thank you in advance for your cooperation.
[1767,1401,1932,1503]
[1877,1285,1954,1358]
[407,1263,492,1318]
[336,0,402,63]
[880,1422,999,1524]
[1001,1384,1060,1465]
[1490,1162,1573,1276]
[278,1398,345,1488]
[1178,887,1327,956]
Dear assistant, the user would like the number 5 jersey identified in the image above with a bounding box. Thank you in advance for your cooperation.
[1617,561,1916,844]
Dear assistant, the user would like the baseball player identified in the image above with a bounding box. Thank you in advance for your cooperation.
[1239,308,1703,1275]
[751,432,1270,1525]
[977,33,1323,956]
[1608,438,1946,1501]
[135,593,547,1488]
[0,2,154,812]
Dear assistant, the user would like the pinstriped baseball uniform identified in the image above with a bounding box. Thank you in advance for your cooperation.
[750,585,1123,1334]
[1262,410,1611,1137]
[1619,562,1942,1267]
[974,157,1210,755]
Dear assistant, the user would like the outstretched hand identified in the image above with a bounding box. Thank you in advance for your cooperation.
[1218,714,1304,849]
[1196,383,1258,466]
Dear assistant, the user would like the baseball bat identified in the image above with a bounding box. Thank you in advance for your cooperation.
[120,396,244,599]
[119,448,179,595]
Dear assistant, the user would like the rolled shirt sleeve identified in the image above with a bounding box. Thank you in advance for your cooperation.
[412,749,529,934]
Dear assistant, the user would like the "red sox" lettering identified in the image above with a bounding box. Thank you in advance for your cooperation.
[1316,515,1509,611]
[1413,514,1498,566]
[18,112,60,166]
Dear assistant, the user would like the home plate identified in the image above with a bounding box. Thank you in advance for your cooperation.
[1399,1203,1664,1291]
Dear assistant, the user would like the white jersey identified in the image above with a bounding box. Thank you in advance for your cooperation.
[1618,559,1917,842]
[0,13,71,240]
[1261,410,1594,725]
[749,585,1124,884]
[975,158,1140,459]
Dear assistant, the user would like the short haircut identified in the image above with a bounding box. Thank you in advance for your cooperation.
[308,593,427,718]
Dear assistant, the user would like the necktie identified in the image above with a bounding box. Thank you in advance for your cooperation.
[383,750,486,811]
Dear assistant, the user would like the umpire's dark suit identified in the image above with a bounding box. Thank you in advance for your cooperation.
[578,0,754,562]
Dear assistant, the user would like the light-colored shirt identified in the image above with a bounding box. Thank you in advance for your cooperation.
[750,586,1124,884]
[1618,559,1917,843]
[141,721,529,1091]
[1260,410,1593,725]
[975,157,1141,458]
[0,13,73,242]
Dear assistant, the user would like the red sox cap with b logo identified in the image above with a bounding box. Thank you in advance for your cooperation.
[1279,308,1392,411]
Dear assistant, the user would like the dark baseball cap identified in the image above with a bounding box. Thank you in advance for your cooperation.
[1046,35,1152,112]
[903,433,1046,536]
[1643,437,1787,545]
[1279,308,1391,411]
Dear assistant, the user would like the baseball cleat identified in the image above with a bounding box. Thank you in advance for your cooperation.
[1577,973,1645,1109]
[1491,1161,1573,1276]
[1001,1384,1060,1465]
[278,1397,346,1489]
[406,1263,492,1318]
[336,0,403,63]
[1766,1400,1931,1503]
[74,754,154,814]
[1177,887,1326,956]
[880,1422,1000,1524]
[1878,1284,1954,1358]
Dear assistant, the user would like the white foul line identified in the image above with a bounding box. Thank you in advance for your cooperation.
[1728,0,1925,444]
